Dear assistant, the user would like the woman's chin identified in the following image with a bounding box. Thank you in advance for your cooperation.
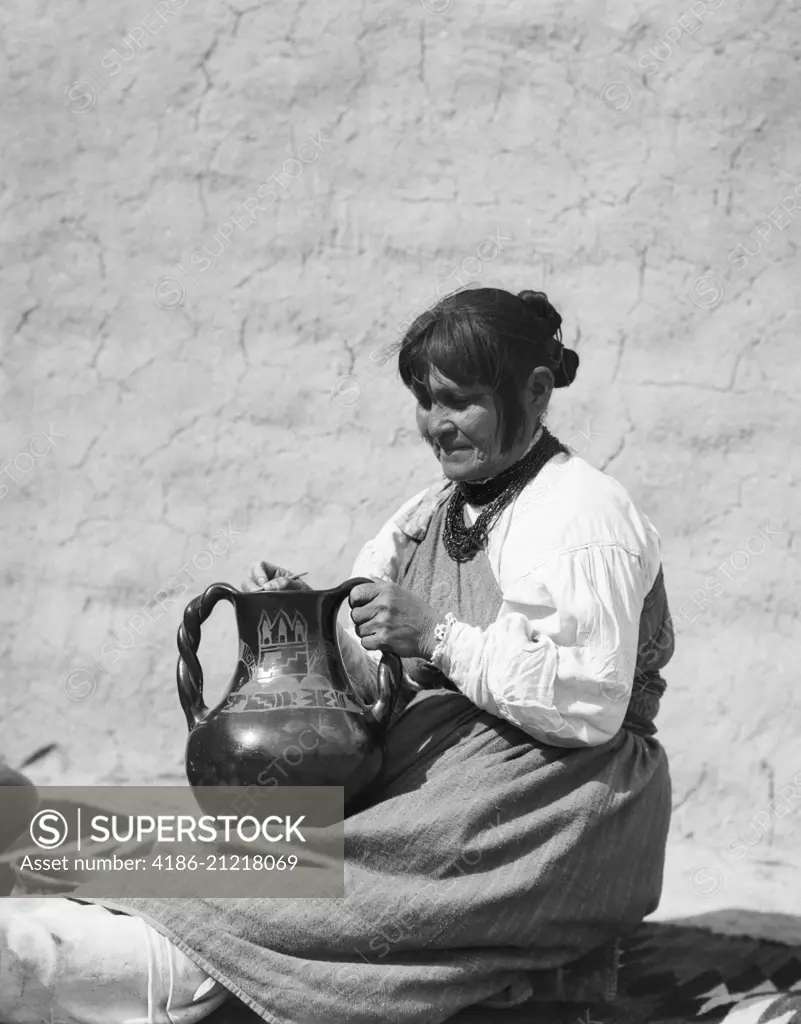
[438,450,486,481]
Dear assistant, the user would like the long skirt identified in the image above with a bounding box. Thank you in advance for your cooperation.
[39,688,671,1024]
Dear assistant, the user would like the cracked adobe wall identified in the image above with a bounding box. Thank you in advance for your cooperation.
[1,0,800,859]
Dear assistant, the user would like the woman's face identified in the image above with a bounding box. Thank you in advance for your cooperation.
[415,368,541,482]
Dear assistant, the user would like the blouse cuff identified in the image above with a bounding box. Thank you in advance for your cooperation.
[429,616,471,682]
[430,612,458,659]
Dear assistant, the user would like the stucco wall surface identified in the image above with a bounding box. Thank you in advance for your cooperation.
[1,0,800,876]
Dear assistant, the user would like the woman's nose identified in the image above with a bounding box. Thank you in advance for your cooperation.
[426,404,453,438]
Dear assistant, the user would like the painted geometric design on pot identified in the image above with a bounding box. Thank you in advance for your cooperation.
[238,639,257,682]
[219,686,363,715]
[256,609,310,680]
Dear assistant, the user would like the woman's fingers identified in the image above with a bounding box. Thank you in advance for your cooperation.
[242,560,285,592]
[262,560,290,581]
[264,577,300,590]
[349,604,376,627]
[253,560,289,583]
[257,577,312,592]
[242,561,312,592]
[348,582,381,607]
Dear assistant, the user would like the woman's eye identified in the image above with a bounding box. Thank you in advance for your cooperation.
[417,393,471,412]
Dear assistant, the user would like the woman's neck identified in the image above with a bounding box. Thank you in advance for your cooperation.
[469,423,544,485]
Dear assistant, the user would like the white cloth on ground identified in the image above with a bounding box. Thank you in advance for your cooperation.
[0,897,227,1024]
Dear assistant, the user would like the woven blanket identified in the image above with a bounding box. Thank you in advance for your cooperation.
[201,921,801,1023]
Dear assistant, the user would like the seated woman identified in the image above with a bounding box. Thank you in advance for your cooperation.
[0,287,674,1024]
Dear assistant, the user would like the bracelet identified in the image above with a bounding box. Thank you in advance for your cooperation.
[433,612,457,644]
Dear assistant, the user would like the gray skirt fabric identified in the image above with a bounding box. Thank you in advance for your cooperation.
[76,688,671,1024]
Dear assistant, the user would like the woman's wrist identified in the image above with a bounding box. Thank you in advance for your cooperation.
[420,612,457,662]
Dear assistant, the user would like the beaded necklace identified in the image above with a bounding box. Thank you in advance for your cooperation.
[442,427,568,562]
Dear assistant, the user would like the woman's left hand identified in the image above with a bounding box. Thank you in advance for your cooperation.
[349,579,440,660]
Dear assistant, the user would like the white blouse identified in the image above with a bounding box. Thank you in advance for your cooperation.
[337,451,663,748]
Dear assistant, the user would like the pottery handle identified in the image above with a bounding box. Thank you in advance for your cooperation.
[331,577,401,730]
[176,583,238,730]
[371,651,403,731]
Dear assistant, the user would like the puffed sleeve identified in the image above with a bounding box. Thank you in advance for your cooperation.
[428,543,649,747]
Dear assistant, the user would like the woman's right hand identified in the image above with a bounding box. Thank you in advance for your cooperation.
[241,560,313,593]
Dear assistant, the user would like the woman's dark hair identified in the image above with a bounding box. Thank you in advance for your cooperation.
[397,287,579,453]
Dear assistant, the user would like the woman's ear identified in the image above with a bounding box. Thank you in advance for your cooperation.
[527,367,555,412]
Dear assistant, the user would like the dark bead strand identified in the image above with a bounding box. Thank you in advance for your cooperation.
[442,428,569,563]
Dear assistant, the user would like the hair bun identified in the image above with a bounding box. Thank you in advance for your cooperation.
[517,290,562,335]
[553,346,579,388]
[518,289,576,385]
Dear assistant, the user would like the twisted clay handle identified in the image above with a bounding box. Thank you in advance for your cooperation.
[176,583,238,730]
